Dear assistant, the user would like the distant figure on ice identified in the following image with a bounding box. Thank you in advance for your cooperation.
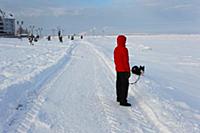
[80,35,83,39]
[47,35,51,41]
[114,35,131,107]
[28,34,34,45]
[58,30,63,43]
[71,35,74,40]
[34,36,38,42]
[59,36,63,43]
[36,35,40,39]
[58,30,61,37]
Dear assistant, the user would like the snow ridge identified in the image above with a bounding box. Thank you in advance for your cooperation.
[3,41,78,133]
[129,87,171,133]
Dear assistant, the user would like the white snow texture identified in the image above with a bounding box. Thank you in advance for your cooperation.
[0,35,200,133]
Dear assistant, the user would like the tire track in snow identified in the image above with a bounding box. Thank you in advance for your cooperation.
[91,42,121,133]
[90,42,141,133]
[5,42,78,133]
[129,88,171,133]
[85,40,171,133]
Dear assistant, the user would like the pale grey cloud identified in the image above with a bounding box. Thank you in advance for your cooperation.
[14,7,82,17]
[1,0,200,34]
[48,7,82,16]
[164,4,193,10]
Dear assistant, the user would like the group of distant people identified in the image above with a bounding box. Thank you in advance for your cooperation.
[28,30,84,45]
[47,32,84,42]
[28,34,39,45]
[68,34,83,40]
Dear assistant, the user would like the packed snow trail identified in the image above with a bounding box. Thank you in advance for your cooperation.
[28,40,112,133]
[2,36,199,133]
[18,39,158,133]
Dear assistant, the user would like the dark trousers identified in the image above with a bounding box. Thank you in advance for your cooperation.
[116,72,129,103]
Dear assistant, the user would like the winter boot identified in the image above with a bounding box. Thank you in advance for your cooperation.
[120,102,131,107]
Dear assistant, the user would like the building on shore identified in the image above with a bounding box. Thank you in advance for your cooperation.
[0,9,15,36]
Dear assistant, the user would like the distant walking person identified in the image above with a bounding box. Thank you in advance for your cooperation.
[59,36,63,43]
[28,34,34,45]
[58,30,61,37]
[47,35,51,41]
[58,30,63,43]
[114,35,131,106]
[71,35,74,40]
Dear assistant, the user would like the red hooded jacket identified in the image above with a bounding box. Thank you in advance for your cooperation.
[114,35,130,72]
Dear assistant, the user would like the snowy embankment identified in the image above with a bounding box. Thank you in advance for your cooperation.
[0,37,76,132]
[0,35,200,133]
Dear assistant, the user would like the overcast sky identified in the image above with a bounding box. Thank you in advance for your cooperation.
[1,0,200,34]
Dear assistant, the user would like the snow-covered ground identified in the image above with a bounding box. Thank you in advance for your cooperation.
[0,35,199,133]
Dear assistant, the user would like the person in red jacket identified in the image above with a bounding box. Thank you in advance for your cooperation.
[114,35,131,106]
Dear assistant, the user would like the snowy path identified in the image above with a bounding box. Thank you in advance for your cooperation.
[1,36,200,133]
[19,40,157,133]
[28,41,112,133]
